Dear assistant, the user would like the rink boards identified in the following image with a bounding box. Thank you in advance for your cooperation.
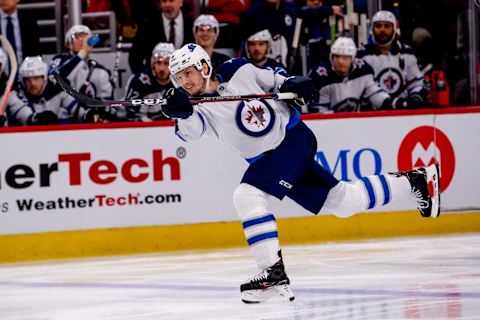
[0,107,479,262]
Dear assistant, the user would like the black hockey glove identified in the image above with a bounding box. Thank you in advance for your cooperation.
[406,93,425,109]
[383,97,407,109]
[29,110,59,125]
[161,88,193,119]
[279,76,319,105]
[83,107,116,123]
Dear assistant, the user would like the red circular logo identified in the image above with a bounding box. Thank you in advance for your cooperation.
[398,126,455,192]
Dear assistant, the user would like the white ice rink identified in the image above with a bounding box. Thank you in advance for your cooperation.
[1,234,479,320]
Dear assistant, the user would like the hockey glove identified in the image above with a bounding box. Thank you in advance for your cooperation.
[29,110,59,125]
[161,88,193,119]
[406,93,425,109]
[383,97,406,109]
[279,76,319,105]
[83,107,115,123]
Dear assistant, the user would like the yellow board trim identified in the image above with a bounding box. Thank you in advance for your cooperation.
[1,211,479,263]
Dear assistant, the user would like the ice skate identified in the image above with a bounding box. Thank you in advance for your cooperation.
[390,163,440,218]
[240,252,294,304]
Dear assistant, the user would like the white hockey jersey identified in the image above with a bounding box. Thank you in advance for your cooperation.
[176,58,294,160]
[357,43,424,98]
[6,81,83,125]
[50,53,114,100]
[308,59,390,112]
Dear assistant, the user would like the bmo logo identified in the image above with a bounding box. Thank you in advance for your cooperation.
[397,126,455,192]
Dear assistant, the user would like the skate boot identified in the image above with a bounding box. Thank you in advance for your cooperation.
[390,163,440,218]
[240,251,294,304]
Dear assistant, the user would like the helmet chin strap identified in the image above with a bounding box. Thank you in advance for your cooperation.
[199,66,212,94]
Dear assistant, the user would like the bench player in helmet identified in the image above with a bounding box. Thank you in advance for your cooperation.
[244,29,287,72]
[50,25,114,102]
[308,37,404,113]
[193,14,231,70]
[123,42,175,121]
[6,56,84,125]
[159,43,440,304]
[357,11,426,107]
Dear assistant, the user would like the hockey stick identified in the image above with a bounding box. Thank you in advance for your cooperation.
[0,35,18,116]
[53,73,298,108]
[391,63,433,99]
[288,18,303,74]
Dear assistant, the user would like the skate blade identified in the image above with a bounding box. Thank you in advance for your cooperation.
[241,285,295,304]
[426,163,441,218]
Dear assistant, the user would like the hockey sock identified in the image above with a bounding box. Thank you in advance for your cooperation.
[233,183,281,270]
[323,174,411,217]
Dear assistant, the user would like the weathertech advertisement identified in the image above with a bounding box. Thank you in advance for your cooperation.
[0,109,478,235]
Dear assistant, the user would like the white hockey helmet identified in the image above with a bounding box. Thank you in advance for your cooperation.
[330,37,357,60]
[245,29,273,59]
[151,42,175,63]
[193,14,220,36]
[0,47,7,74]
[169,43,213,88]
[19,56,49,90]
[65,24,91,45]
[370,10,398,46]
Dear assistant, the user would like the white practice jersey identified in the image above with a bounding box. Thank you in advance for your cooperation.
[176,58,294,160]
[357,43,424,98]
[50,53,114,100]
[6,81,83,125]
[308,59,390,112]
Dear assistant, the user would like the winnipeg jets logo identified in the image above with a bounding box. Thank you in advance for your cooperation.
[245,105,266,128]
[316,66,328,77]
[377,68,403,95]
[236,100,275,137]
[139,73,151,85]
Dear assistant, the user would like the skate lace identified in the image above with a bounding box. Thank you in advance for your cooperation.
[411,188,429,209]
[248,270,269,283]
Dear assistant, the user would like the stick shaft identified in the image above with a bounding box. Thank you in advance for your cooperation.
[54,73,297,108]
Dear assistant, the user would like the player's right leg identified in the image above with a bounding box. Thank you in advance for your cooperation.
[322,163,440,218]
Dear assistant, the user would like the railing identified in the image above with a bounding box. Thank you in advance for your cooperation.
[18,1,118,53]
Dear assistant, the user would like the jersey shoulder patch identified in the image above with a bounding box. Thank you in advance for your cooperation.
[351,58,375,79]
[215,58,249,83]
[356,44,376,58]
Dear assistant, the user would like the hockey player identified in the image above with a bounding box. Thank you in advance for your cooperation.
[6,56,84,126]
[193,14,231,70]
[123,42,175,121]
[244,29,287,72]
[50,25,114,102]
[308,37,404,113]
[160,43,440,304]
[357,11,426,107]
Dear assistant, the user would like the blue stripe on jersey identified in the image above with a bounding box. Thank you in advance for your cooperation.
[247,231,278,246]
[364,88,385,99]
[286,108,300,130]
[196,111,207,134]
[378,175,391,205]
[66,100,77,112]
[361,177,376,209]
[242,214,276,229]
[246,153,266,164]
